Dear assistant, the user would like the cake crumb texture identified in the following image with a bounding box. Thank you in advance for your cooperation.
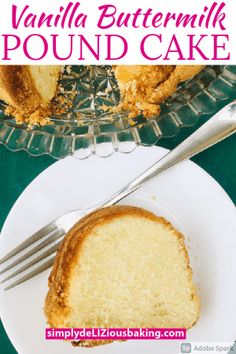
[114,65,204,118]
[45,205,200,347]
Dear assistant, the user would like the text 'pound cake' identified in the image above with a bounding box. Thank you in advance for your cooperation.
[45,205,200,347]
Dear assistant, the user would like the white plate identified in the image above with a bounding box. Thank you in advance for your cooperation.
[0,146,236,354]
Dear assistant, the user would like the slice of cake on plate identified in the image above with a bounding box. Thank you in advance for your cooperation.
[45,205,200,347]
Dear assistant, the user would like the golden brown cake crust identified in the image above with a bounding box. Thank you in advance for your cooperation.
[150,65,204,103]
[0,65,61,125]
[45,205,200,347]
[114,65,204,118]
[0,66,42,114]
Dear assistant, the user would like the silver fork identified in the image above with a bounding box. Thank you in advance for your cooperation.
[1,101,236,290]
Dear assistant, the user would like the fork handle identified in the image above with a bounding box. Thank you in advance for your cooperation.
[101,100,236,208]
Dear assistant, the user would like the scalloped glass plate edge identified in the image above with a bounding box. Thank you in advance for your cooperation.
[0,65,236,159]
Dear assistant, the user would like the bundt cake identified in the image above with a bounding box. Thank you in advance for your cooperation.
[0,65,203,124]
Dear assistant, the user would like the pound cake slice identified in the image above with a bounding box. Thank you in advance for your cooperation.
[114,65,204,118]
[0,65,61,124]
[45,205,200,347]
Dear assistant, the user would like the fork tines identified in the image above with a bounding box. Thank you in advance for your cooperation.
[0,222,65,290]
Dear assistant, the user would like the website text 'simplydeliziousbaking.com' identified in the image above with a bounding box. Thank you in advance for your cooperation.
[45,328,186,341]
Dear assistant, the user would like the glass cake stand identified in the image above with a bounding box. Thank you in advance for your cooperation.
[0,65,236,159]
